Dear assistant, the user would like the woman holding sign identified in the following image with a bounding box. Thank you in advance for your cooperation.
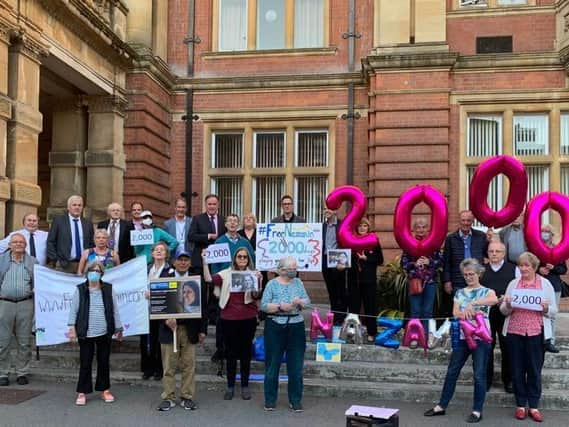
[202,247,261,401]
[500,252,558,422]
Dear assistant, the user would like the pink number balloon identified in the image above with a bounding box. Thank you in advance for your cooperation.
[402,318,427,351]
[393,185,448,258]
[459,313,492,351]
[469,155,527,228]
[326,185,379,252]
[310,308,334,341]
[524,191,569,265]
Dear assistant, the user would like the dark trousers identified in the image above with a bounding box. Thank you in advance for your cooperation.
[487,306,511,387]
[140,320,163,377]
[222,317,257,388]
[322,266,348,324]
[348,271,378,337]
[507,333,544,408]
[77,334,112,394]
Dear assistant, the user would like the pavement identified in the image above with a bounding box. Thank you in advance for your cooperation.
[1,380,569,427]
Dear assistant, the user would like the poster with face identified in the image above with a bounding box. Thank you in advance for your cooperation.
[230,271,259,293]
[327,249,352,268]
[149,276,202,319]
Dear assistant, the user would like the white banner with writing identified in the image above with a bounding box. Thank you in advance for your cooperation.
[34,256,149,346]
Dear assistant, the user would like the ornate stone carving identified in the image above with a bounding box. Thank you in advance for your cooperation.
[10,32,49,61]
[85,95,128,116]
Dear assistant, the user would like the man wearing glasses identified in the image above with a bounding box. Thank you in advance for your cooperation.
[271,195,305,223]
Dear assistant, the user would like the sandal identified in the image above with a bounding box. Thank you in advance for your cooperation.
[75,393,86,406]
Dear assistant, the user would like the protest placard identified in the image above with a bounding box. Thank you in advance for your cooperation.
[230,271,259,292]
[511,288,544,311]
[149,276,202,320]
[203,243,231,264]
[130,228,154,246]
[327,249,351,268]
[255,223,322,271]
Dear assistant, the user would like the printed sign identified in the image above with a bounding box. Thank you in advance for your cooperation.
[204,243,232,264]
[511,288,544,312]
[255,223,322,272]
[327,249,351,268]
[316,342,342,362]
[130,228,154,246]
[149,276,202,320]
[230,271,259,293]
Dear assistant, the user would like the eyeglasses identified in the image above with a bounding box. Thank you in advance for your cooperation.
[488,250,505,253]
[282,202,293,206]
[236,255,249,259]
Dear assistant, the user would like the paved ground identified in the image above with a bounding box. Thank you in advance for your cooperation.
[0,380,568,427]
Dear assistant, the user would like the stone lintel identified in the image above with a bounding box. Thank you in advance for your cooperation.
[85,95,128,116]
[363,44,457,75]
[10,179,41,206]
[85,150,126,170]
[0,94,12,120]
[10,102,43,133]
[48,151,85,167]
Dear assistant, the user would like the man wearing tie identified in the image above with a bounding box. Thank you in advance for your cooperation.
[0,213,48,265]
[46,195,94,273]
[163,197,192,255]
[98,203,134,263]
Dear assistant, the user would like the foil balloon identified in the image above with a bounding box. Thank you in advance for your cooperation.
[525,191,569,266]
[310,308,334,341]
[375,318,403,349]
[469,155,527,228]
[326,185,379,252]
[450,319,461,352]
[338,313,364,344]
[427,318,451,349]
[459,313,493,351]
[402,318,427,351]
[393,185,448,258]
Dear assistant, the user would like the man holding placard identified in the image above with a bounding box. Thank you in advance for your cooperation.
[211,214,255,274]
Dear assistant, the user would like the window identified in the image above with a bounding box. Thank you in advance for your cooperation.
[560,113,569,155]
[209,126,332,223]
[562,166,569,196]
[513,114,548,156]
[217,0,326,51]
[460,0,488,6]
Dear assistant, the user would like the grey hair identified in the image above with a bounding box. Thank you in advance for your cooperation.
[517,251,540,271]
[94,228,109,239]
[276,256,297,275]
[459,258,485,276]
[85,260,104,275]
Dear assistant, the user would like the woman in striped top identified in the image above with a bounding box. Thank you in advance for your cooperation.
[68,260,122,406]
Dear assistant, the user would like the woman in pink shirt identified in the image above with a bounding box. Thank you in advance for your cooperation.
[500,252,558,422]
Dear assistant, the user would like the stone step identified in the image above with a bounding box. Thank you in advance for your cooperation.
[28,368,569,411]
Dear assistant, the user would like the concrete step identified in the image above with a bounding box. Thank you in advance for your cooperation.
[28,368,569,411]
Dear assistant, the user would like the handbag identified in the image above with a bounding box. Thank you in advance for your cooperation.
[408,277,424,296]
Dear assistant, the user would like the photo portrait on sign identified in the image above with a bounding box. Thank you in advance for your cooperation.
[230,271,258,292]
[327,249,351,268]
[178,280,201,314]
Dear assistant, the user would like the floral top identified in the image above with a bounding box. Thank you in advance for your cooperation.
[455,286,492,339]
[261,278,310,325]
[401,251,443,284]
[507,276,543,337]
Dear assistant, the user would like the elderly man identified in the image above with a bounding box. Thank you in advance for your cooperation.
[47,195,94,273]
[271,195,305,223]
[163,197,192,255]
[480,241,519,393]
[0,213,48,265]
[0,233,38,386]
[442,210,489,294]
[499,212,527,265]
[98,203,134,263]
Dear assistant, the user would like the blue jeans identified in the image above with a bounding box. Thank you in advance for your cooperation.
[264,319,306,406]
[439,339,491,413]
[409,281,437,331]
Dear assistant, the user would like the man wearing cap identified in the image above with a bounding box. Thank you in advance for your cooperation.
[157,250,207,411]
[134,211,178,264]
[98,203,134,263]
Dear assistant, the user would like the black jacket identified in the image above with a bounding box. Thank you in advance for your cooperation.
[47,214,94,267]
[442,229,488,288]
[75,281,115,339]
[541,261,568,293]
[187,213,227,268]
[351,244,384,284]
[98,219,134,263]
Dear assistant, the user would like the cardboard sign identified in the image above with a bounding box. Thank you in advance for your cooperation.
[130,229,154,246]
[230,271,259,293]
[149,276,202,319]
[316,342,341,362]
[204,243,232,264]
[511,288,544,312]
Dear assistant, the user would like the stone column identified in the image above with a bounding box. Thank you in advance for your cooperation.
[6,35,45,231]
[0,23,11,236]
[47,97,88,221]
[84,95,127,223]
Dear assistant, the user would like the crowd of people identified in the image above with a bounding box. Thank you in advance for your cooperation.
[0,193,565,422]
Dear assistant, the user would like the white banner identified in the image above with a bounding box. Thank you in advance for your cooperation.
[255,223,323,272]
[511,288,544,312]
[130,229,154,246]
[34,256,149,346]
[204,243,231,264]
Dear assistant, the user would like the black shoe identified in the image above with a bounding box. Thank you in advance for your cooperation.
[153,374,163,381]
[466,413,482,423]
[289,403,303,413]
[182,398,197,410]
[504,382,514,393]
[241,388,252,400]
[142,373,152,380]
[157,399,175,411]
[16,376,28,385]
[264,403,276,411]
[424,408,446,417]
[211,350,221,363]
[223,389,234,400]
[544,341,560,353]
[0,377,9,386]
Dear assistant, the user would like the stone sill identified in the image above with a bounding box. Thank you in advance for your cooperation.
[201,47,338,60]
[448,4,553,18]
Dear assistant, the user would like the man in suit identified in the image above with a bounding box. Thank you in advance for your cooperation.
[46,195,94,273]
[98,202,134,263]
[0,213,48,265]
[271,195,305,223]
[187,194,226,271]
[163,197,192,255]
[130,201,144,231]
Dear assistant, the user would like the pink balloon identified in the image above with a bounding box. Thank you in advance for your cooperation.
[402,318,427,351]
[525,192,569,265]
[459,313,492,351]
[393,185,448,258]
[310,308,334,341]
[326,185,379,253]
[469,155,527,228]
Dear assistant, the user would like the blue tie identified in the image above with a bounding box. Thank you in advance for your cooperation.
[463,234,471,259]
[73,218,82,260]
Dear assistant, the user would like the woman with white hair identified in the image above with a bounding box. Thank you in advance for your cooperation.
[77,229,120,274]
[260,257,310,412]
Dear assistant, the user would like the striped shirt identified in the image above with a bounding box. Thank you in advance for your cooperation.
[0,258,32,299]
[68,287,122,338]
